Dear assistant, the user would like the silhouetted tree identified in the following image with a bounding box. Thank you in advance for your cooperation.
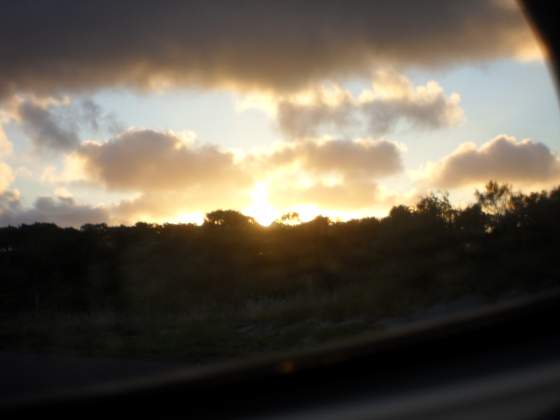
[204,210,255,227]
[279,212,301,225]
[415,192,455,224]
[475,181,513,216]
[1,182,559,317]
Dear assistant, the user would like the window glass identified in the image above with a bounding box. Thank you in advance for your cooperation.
[0,1,558,371]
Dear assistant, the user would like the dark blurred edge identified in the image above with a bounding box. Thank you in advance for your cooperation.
[520,0,560,100]
[2,0,560,418]
[3,288,560,418]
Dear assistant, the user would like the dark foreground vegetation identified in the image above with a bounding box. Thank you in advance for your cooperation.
[1,182,559,364]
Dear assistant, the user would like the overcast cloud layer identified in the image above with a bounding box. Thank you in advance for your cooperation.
[0,0,536,97]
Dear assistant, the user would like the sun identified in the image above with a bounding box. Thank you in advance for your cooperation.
[245,182,279,227]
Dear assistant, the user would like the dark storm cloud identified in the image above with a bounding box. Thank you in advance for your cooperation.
[0,0,535,97]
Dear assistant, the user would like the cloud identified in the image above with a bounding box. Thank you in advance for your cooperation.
[17,100,81,152]
[0,0,537,97]
[0,98,15,156]
[79,99,122,134]
[69,128,255,223]
[276,71,463,138]
[79,99,103,132]
[267,179,383,211]
[78,128,252,192]
[109,189,252,225]
[263,138,403,179]
[0,190,109,227]
[0,111,14,192]
[424,135,560,188]
[0,162,14,192]
[0,123,407,224]
[73,132,405,220]
[0,126,12,156]
[250,138,404,211]
[12,97,121,152]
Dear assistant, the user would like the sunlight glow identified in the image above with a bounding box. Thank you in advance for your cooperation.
[171,212,204,225]
[245,182,280,226]
[289,204,321,223]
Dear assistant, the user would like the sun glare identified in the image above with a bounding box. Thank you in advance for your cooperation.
[289,204,321,223]
[172,212,204,225]
[245,182,279,227]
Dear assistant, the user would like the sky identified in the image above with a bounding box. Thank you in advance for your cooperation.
[0,0,559,227]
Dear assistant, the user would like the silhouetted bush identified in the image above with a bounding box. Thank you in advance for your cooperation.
[0,182,559,360]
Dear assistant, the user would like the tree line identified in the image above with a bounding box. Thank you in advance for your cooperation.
[1,181,559,316]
